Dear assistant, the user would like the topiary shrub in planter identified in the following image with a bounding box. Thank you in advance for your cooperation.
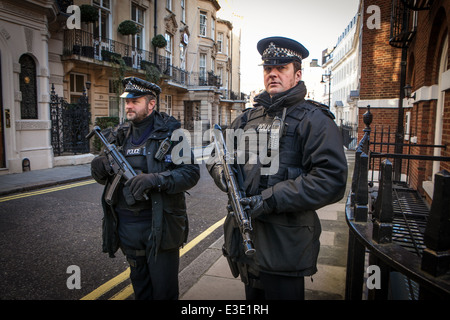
[101,50,121,63]
[118,20,139,36]
[80,4,98,23]
[152,34,167,48]
[118,20,139,68]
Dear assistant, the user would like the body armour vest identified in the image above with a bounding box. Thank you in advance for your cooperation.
[114,136,152,220]
[237,100,322,197]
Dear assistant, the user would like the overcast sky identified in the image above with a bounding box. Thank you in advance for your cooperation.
[217,0,361,93]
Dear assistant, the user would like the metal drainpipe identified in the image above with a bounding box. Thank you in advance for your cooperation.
[154,0,159,111]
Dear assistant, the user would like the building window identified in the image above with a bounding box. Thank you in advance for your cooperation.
[69,73,86,103]
[200,53,207,84]
[211,18,215,40]
[217,33,223,53]
[165,95,172,115]
[165,33,173,76]
[166,0,172,11]
[109,79,120,117]
[180,43,186,70]
[165,33,173,64]
[200,12,207,37]
[225,35,229,55]
[93,0,111,40]
[19,54,38,119]
[181,0,186,23]
[131,3,144,49]
[218,67,224,87]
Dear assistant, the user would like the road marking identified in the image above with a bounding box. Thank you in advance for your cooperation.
[81,216,226,300]
[0,180,96,202]
[80,268,131,301]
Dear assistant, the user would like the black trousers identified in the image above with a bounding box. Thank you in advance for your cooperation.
[118,219,179,300]
[245,272,305,300]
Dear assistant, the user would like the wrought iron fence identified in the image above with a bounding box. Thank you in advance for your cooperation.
[345,105,450,300]
[50,84,91,156]
[340,121,358,150]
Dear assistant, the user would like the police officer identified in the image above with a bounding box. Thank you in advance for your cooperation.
[208,37,348,300]
[90,77,200,300]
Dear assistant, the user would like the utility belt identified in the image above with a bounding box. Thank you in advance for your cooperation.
[121,246,147,267]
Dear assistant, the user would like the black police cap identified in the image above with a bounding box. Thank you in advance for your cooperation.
[257,36,309,66]
[120,76,161,99]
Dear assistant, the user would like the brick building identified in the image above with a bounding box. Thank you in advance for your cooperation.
[357,0,449,201]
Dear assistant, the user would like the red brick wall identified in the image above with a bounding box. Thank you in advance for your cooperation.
[358,0,450,196]
[360,0,402,101]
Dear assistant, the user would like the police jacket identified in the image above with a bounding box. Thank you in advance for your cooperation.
[97,110,200,258]
[223,81,347,277]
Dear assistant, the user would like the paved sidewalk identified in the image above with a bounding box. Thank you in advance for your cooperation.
[179,201,350,300]
[0,164,92,196]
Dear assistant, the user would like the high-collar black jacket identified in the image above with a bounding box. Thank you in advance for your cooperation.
[95,110,200,258]
[217,81,348,277]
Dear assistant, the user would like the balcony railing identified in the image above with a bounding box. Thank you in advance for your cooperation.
[63,29,232,93]
[63,29,154,69]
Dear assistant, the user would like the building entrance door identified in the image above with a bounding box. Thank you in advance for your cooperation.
[184,101,197,131]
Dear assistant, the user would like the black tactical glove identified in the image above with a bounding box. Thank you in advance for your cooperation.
[91,156,112,183]
[209,164,228,193]
[240,195,273,219]
[125,173,168,201]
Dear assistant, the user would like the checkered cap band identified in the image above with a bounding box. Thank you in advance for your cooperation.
[123,80,160,97]
[262,42,303,62]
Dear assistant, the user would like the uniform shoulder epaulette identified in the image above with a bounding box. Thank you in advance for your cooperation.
[306,99,335,120]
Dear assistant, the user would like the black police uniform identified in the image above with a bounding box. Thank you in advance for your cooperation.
[91,77,200,300]
[208,37,348,300]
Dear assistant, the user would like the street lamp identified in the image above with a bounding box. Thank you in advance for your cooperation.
[321,72,332,108]
[404,84,416,100]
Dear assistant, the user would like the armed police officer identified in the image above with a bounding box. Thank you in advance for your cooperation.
[90,77,200,300]
[207,37,348,300]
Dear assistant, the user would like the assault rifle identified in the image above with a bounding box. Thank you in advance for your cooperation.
[211,124,255,256]
[86,126,149,204]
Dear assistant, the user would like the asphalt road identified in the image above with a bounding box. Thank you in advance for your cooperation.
[0,163,228,300]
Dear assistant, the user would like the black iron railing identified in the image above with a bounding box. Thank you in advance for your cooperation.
[63,29,222,90]
[50,84,90,155]
[63,29,157,71]
[345,105,450,300]
[390,0,416,48]
[340,121,358,150]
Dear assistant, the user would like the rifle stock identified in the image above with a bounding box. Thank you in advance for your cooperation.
[212,124,255,256]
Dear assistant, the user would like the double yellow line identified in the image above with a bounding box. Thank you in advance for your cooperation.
[81,216,226,300]
[0,180,96,202]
